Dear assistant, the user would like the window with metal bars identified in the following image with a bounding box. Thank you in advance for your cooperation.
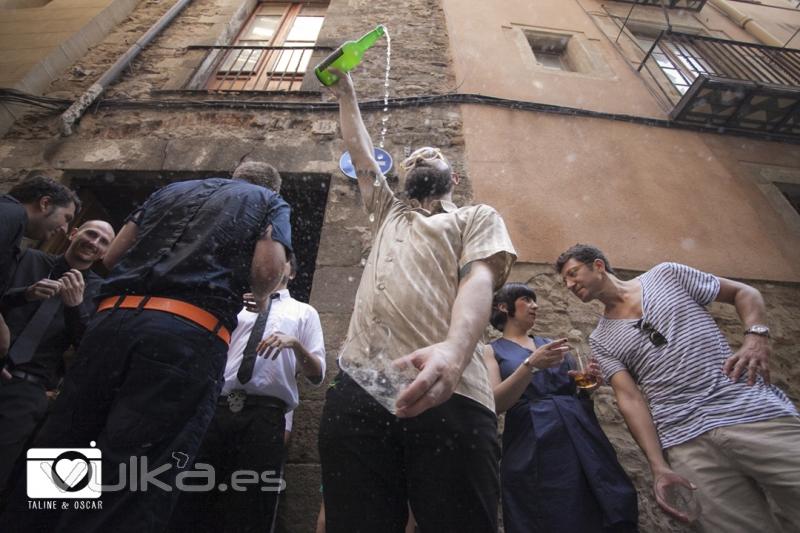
[634,31,710,95]
[208,1,327,92]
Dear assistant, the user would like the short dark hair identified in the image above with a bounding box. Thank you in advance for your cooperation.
[8,175,81,211]
[490,282,537,332]
[288,253,298,277]
[232,162,282,192]
[555,243,615,275]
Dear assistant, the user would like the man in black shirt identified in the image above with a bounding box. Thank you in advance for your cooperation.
[7,168,292,533]
[0,220,114,498]
[0,175,79,361]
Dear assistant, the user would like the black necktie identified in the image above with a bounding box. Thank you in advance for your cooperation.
[8,297,62,365]
[237,293,280,384]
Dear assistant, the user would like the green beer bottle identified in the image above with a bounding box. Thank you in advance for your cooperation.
[315,24,386,86]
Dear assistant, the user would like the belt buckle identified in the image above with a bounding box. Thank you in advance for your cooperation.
[227,390,246,413]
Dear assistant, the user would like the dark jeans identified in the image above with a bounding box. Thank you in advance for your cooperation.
[0,378,48,495]
[168,397,286,533]
[319,371,500,533]
[2,308,227,533]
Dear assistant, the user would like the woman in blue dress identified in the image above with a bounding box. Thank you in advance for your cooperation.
[483,283,638,533]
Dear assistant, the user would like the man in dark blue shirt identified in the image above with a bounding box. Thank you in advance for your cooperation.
[0,175,79,364]
[8,168,291,533]
[0,220,114,499]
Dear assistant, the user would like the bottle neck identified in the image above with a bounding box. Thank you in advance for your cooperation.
[354,26,384,52]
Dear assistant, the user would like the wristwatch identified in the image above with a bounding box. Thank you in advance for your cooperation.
[744,324,770,338]
[522,357,540,374]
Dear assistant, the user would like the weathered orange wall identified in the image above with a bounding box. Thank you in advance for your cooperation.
[443,0,800,282]
[463,106,800,281]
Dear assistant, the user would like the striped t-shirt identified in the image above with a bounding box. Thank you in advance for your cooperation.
[590,262,797,449]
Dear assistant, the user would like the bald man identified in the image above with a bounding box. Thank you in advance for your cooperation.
[0,220,115,497]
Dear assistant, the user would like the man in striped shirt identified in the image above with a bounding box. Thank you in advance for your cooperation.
[556,244,799,532]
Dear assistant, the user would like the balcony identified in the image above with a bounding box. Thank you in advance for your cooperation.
[638,31,800,138]
[612,0,707,11]
[183,45,331,92]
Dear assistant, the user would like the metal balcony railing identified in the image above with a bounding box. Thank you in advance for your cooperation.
[185,45,332,92]
[638,31,800,136]
[612,0,707,11]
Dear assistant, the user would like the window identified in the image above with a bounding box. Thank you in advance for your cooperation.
[633,30,710,95]
[209,2,327,92]
[525,31,574,72]
[776,182,800,217]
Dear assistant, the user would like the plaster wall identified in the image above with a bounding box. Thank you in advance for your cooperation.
[443,0,800,282]
[441,0,800,116]
[0,0,139,134]
[463,105,800,281]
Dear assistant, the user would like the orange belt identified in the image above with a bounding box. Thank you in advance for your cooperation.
[97,296,231,345]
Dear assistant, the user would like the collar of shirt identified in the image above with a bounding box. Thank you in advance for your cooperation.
[1,194,23,208]
[272,288,290,302]
[407,198,458,216]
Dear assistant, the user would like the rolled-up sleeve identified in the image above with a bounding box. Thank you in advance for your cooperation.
[459,205,517,289]
[265,194,293,254]
[299,307,326,385]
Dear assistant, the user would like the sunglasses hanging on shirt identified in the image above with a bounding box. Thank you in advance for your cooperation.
[633,319,668,347]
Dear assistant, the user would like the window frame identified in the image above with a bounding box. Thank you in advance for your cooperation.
[208,1,328,92]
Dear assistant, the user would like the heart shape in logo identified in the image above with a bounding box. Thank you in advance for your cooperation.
[50,451,92,492]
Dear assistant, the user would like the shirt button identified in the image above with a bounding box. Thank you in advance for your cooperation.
[386,257,393,262]
[377,283,385,290]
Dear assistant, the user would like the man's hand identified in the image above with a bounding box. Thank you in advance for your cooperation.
[567,356,605,386]
[393,341,465,418]
[256,332,298,359]
[326,68,355,101]
[59,269,85,307]
[653,468,698,523]
[25,279,62,301]
[722,334,770,386]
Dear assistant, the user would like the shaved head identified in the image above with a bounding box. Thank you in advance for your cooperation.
[65,219,116,269]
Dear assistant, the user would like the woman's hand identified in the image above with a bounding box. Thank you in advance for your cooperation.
[527,338,569,370]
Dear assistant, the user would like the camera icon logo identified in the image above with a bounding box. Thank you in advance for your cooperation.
[26,442,102,499]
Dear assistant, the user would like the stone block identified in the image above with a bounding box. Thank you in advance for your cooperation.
[311,119,337,136]
[47,137,168,170]
[315,222,368,267]
[316,311,352,357]
[0,139,50,169]
[275,464,322,533]
[286,398,324,464]
[308,266,362,314]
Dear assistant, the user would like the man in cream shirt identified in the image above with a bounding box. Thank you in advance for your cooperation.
[319,70,516,533]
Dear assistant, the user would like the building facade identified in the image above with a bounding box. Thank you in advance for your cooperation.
[1,0,799,531]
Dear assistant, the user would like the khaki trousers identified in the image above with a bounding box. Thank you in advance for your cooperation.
[665,416,800,533]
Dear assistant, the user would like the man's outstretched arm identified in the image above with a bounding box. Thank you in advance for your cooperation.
[328,71,383,204]
[611,370,696,522]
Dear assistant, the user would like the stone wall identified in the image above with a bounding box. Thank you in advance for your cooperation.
[503,262,800,533]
